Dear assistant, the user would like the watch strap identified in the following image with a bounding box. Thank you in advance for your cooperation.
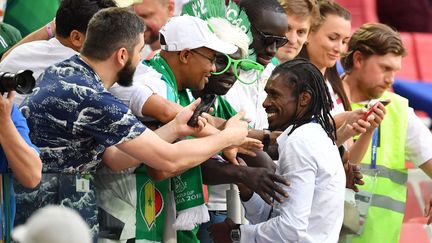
[263,129,271,151]
[230,225,241,243]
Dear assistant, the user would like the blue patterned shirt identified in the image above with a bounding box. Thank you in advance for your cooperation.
[20,55,146,173]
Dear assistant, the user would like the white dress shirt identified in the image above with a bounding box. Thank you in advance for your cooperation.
[240,123,346,243]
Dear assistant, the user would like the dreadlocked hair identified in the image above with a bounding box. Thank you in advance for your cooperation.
[274,58,337,143]
[297,44,351,111]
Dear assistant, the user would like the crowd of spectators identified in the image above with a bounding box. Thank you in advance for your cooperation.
[0,0,430,243]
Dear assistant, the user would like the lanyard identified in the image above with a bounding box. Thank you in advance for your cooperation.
[371,127,379,169]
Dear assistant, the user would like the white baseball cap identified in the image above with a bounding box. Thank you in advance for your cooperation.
[159,15,238,55]
[11,206,92,243]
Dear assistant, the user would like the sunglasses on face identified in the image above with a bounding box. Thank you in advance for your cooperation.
[212,53,264,85]
[251,24,289,48]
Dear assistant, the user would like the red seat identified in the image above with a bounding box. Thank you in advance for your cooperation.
[405,161,414,169]
[404,181,423,222]
[398,33,420,81]
[413,33,432,82]
[399,223,429,243]
[420,180,432,206]
[416,110,430,119]
[408,217,428,224]
[336,0,379,30]
[414,111,431,130]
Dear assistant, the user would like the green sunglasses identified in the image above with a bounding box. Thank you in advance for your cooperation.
[211,53,264,85]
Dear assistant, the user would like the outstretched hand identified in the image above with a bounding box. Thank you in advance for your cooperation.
[223,112,249,146]
[222,137,263,164]
[173,98,209,137]
[242,166,289,205]
[238,137,263,156]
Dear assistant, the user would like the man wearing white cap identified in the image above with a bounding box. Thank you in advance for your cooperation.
[144,15,237,95]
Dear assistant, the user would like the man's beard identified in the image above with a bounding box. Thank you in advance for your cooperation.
[117,60,135,87]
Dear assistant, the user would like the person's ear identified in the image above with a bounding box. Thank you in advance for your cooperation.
[167,0,175,17]
[352,50,364,69]
[115,47,128,67]
[178,49,190,64]
[69,30,85,51]
[299,91,312,107]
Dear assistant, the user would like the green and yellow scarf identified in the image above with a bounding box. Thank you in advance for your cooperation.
[135,54,208,241]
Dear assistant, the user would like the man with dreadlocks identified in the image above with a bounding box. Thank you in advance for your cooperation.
[209,59,345,243]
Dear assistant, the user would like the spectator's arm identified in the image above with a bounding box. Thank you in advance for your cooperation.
[105,105,249,175]
[102,146,140,172]
[201,158,288,204]
[141,94,182,123]
[0,92,41,188]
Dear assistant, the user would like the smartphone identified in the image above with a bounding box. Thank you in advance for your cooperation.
[363,99,390,120]
[378,99,391,106]
[363,102,380,120]
[187,94,217,127]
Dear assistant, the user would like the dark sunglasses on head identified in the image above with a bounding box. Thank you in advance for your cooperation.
[251,24,288,48]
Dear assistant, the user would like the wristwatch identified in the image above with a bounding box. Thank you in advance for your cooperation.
[263,129,271,151]
[230,224,241,243]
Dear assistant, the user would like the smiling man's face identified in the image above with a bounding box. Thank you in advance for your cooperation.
[263,73,298,130]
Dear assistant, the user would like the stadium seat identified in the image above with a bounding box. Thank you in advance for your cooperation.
[399,223,429,243]
[406,161,414,169]
[398,33,420,81]
[413,33,432,82]
[420,180,432,207]
[408,217,428,224]
[404,181,423,222]
[336,0,379,30]
[414,111,432,129]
